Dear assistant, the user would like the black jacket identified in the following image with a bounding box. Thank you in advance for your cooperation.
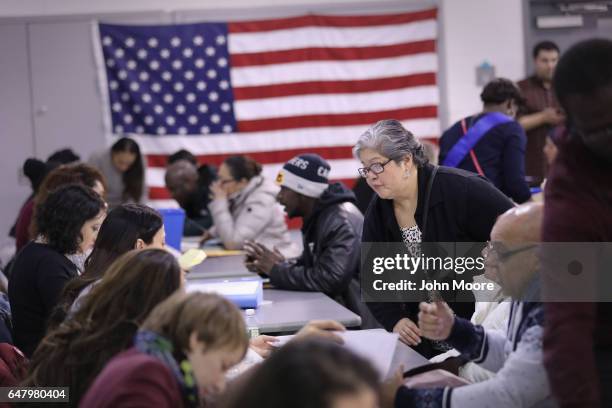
[182,164,216,236]
[363,164,514,356]
[8,242,77,357]
[269,183,362,295]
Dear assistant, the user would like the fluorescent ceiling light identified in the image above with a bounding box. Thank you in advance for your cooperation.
[536,14,584,28]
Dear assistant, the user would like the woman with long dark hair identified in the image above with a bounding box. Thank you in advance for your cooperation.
[81,291,249,408]
[49,203,165,328]
[89,137,144,207]
[24,248,182,407]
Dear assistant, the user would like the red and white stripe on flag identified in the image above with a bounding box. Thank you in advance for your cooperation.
[134,8,440,207]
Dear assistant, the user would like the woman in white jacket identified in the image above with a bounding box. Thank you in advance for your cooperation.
[204,155,297,257]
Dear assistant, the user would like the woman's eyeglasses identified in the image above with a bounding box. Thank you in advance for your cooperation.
[358,158,393,178]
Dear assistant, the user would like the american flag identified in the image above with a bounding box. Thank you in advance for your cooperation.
[95,8,440,206]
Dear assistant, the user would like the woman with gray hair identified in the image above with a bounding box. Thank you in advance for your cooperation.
[354,119,513,358]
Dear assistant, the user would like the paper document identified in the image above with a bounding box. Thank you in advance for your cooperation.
[203,248,244,257]
[275,329,398,378]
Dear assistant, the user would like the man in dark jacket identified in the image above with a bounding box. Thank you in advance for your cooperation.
[245,154,377,327]
[439,78,531,203]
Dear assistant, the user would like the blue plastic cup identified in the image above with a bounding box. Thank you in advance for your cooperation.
[158,208,185,251]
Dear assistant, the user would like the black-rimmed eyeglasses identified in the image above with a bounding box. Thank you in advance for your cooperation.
[358,158,393,178]
[486,242,538,263]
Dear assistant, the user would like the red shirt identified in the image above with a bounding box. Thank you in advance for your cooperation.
[14,199,34,253]
[517,75,562,183]
[543,135,612,408]
[80,348,184,408]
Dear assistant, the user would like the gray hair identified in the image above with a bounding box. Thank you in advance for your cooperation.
[352,119,428,167]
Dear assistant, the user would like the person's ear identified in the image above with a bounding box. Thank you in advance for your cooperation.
[506,100,515,117]
[134,238,145,249]
[403,155,413,170]
[188,332,206,354]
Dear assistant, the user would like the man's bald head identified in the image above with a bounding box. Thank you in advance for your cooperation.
[491,202,543,243]
[490,202,544,298]
[165,160,199,205]
[166,159,198,184]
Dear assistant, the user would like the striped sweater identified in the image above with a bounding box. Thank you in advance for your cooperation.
[395,301,556,408]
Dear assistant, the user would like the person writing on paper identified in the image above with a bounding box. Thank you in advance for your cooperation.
[354,119,513,357]
[165,158,216,236]
[201,155,296,256]
[24,249,183,406]
[244,154,377,328]
[389,202,553,408]
[235,319,347,378]
[439,78,531,203]
[81,292,347,407]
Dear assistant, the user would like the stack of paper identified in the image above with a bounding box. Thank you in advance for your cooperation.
[186,278,263,308]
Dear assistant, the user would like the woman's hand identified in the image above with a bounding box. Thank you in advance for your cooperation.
[380,366,404,408]
[210,180,227,200]
[198,230,213,247]
[293,320,346,344]
[249,335,278,358]
[393,318,422,346]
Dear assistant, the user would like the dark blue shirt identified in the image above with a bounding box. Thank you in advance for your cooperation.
[439,114,531,203]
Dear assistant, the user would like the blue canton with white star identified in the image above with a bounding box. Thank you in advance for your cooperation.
[99,22,237,136]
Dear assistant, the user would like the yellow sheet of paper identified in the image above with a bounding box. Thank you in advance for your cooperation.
[179,248,207,270]
[202,248,244,257]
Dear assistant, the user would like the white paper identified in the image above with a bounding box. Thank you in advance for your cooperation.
[274,329,398,378]
[339,330,399,378]
[186,280,260,296]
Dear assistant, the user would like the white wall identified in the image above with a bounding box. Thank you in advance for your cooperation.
[439,0,525,125]
[0,24,36,253]
[0,0,526,245]
[0,0,382,17]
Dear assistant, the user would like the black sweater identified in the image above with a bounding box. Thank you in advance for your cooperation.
[8,242,77,357]
[362,164,514,357]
